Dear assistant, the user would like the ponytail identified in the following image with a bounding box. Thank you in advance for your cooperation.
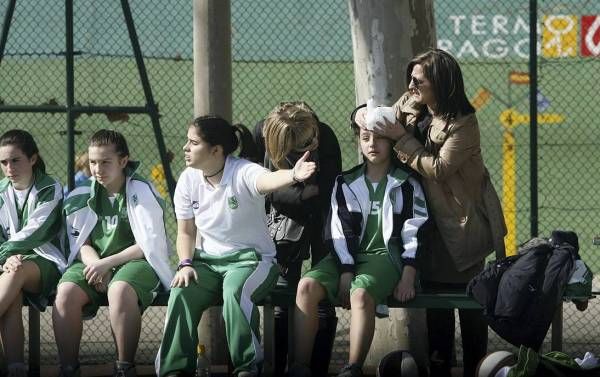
[190,115,260,161]
[232,123,260,163]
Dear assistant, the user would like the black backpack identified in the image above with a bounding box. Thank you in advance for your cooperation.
[467,234,577,349]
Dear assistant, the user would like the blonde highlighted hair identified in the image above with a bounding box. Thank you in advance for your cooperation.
[263,101,319,169]
[75,151,90,176]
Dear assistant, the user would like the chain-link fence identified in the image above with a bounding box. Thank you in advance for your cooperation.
[1,0,599,372]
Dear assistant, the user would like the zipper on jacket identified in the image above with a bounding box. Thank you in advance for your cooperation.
[343,172,405,274]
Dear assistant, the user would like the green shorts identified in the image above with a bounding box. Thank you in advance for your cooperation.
[59,259,160,319]
[303,253,402,304]
[0,253,61,311]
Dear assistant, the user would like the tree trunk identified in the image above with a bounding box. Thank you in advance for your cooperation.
[349,0,436,105]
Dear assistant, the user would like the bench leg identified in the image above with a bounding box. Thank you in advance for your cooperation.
[551,302,563,351]
[287,307,295,367]
[263,304,274,377]
[28,307,40,377]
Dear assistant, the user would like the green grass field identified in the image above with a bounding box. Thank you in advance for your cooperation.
[1,57,599,267]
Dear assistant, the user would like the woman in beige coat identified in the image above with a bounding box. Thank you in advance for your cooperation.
[360,49,506,377]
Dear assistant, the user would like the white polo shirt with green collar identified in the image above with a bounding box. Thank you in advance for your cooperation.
[174,155,276,260]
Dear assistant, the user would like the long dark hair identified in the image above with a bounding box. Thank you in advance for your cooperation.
[190,115,258,160]
[406,49,475,120]
[0,129,46,174]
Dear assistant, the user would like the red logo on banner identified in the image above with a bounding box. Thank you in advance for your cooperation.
[582,15,600,56]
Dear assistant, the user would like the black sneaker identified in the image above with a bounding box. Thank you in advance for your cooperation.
[113,361,137,377]
[57,364,80,377]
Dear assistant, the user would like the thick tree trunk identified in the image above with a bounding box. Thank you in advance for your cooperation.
[349,0,436,105]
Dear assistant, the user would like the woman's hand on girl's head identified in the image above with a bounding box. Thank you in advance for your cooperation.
[292,151,317,183]
[171,266,198,288]
[373,116,406,141]
[2,254,23,273]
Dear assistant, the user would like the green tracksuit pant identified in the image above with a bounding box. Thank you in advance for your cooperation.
[157,249,278,376]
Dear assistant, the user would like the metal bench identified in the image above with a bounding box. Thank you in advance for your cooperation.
[24,288,593,377]
[25,290,287,377]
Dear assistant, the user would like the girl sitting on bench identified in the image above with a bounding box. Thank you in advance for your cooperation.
[157,115,316,377]
[53,129,173,377]
[290,107,429,377]
[0,129,66,377]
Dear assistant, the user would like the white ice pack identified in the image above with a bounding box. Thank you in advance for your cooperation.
[365,98,395,131]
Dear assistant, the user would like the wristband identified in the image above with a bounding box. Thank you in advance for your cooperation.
[291,167,301,183]
[177,258,193,271]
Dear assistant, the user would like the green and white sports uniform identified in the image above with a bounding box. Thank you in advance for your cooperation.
[157,156,279,377]
[61,184,160,317]
[304,165,428,304]
[0,173,66,310]
[62,164,173,318]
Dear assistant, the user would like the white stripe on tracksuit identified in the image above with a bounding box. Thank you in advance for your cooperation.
[239,259,274,364]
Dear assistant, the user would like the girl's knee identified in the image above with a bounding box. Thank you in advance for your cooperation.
[107,281,136,304]
[54,283,86,310]
[350,288,374,309]
[166,286,197,309]
[296,278,324,304]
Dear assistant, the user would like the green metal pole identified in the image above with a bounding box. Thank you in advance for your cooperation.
[0,0,17,66]
[66,0,75,191]
[529,0,538,237]
[120,0,176,202]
